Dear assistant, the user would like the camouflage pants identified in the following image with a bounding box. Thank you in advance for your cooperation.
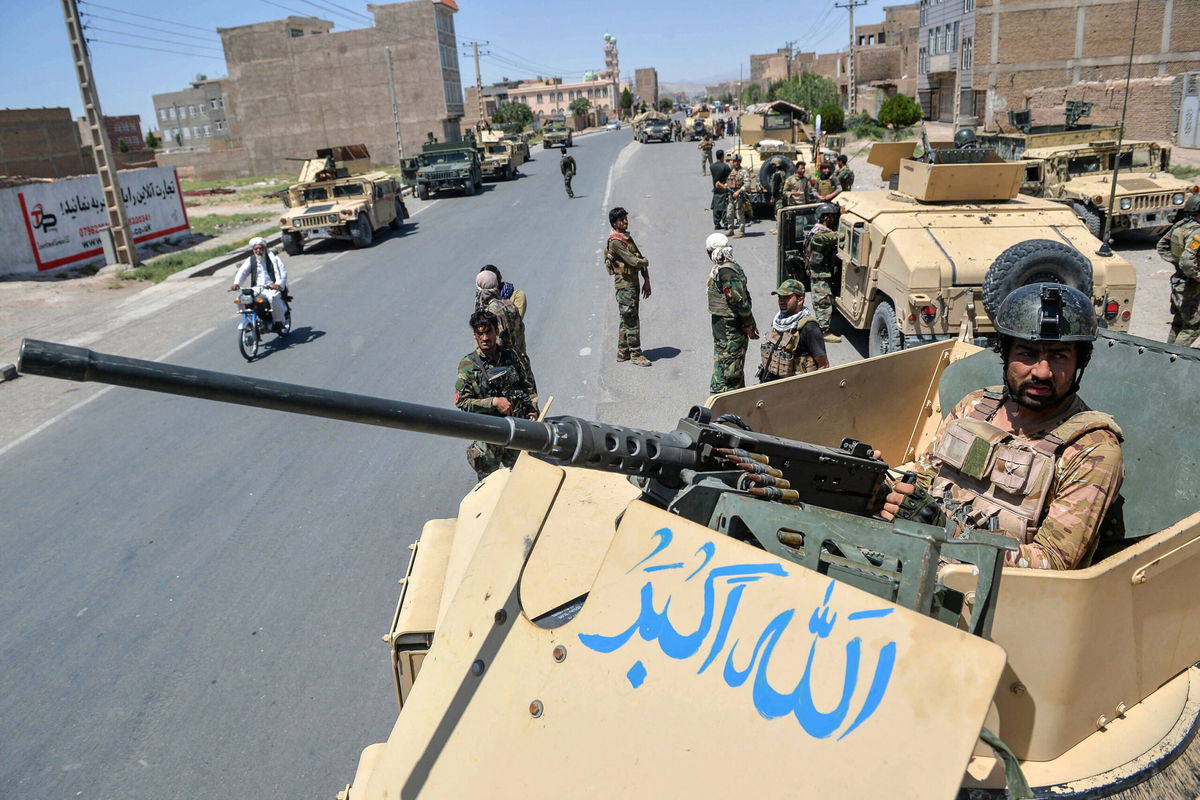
[615,278,642,356]
[710,315,749,393]
[1169,273,1200,347]
[810,269,834,332]
[466,441,518,482]
[702,152,713,175]
[563,174,574,198]
[711,194,728,229]
[723,195,746,233]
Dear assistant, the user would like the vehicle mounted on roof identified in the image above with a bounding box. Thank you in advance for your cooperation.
[776,141,1137,357]
[18,333,1200,800]
[541,120,573,149]
[413,140,483,200]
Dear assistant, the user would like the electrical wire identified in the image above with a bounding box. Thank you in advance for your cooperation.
[81,13,223,44]
[85,37,226,61]
[79,1,216,33]
[294,0,372,25]
[257,0,328,23]
[82,24,226,53]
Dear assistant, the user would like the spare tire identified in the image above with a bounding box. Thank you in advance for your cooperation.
[981,239,1093,322]
[758,155,794,193]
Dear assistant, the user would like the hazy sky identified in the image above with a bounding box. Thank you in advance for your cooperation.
[1,0,880,130]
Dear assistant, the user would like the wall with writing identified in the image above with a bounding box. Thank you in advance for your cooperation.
[0,167,189,276]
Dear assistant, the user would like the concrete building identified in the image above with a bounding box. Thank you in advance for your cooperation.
[152,77,233,148]
[973,0,1200,140]
[462,80,521,129]
[916,0,976,123]
[634,67,659,108]
[0,108,89,178]
[750,47,793,88]
[506,34,621,123]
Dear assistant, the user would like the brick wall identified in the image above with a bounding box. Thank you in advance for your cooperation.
[0,108,88,179]
[1021,76,1181,142]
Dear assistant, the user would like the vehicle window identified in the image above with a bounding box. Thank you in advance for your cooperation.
[1116,149,1152,170]
[488,145,505,153]
[302,187,328,202]
[764,113,792,130]
[333,184,364,198]
[1025,163,1042,182]
[446,152,469,162]
[1067,156,1102,175]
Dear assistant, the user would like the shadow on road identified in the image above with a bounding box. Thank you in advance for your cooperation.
[257,326,326,358]
[643,346,681,362]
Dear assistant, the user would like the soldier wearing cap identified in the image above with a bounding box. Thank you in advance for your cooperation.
[882,283,1125,570]
[723,152,749,238]
[1156,193,1200,347]
[757,279,829,383]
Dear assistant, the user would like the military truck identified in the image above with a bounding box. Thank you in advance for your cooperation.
[476,141,521,181]
[542,120,573,149]
[278,145,406,255]
[684,109,712,141]
[478,127,528,167]
[776,142,1137,357]
[639,117,672,143]
[20,334,1200,800]
[414,140,483,200]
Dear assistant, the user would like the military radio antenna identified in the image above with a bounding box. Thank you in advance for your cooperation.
[1097,0,1142,257]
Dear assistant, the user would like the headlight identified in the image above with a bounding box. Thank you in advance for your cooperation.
[1173,192,1186,205]
[1119,197,1132,210]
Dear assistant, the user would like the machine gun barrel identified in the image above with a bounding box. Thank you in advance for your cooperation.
[16,339,699,484]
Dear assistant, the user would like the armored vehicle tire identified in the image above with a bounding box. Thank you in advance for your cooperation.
[868,299,903,357]
[350,213,373,248]
[981,239,1094,322]
[1072,202,1104,238]
[388,200,404,230]
[418,184,430,201]
[758,156,795,193]
[281,231,303,257]
[543,141,549,149]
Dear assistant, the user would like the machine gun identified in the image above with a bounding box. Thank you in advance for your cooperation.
[16,339,1010,633]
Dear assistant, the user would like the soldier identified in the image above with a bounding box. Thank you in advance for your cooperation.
[814,161,840,201]
[705,232,758,393]
[805,203,842,343]
[834,154,854,192]
[769,157,787,214]
[699,134,714,176]
[723,153,748,238]
[454,310,539,481]
[475,268,535,391]
[757,279,830,383]
[882,284,1124,571]
[560,147,576,199]
[710,149,732,231]
[1156,193,1200,347]
[783,161,815,206]
[954,128,980,150]
[479,264,526,318]
[605,206,653,367]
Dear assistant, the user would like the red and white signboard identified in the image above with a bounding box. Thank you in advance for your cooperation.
[16,167,189,272]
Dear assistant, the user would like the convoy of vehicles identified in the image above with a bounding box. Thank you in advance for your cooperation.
[476,141,522,181]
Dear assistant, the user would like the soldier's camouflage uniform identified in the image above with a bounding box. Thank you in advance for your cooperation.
[560,153,576,199]
[606,231,650,360]
[835,165,854,191]
[783,172,814,206]
[707,259,755,392]
[454,345,539,481]
[699,138,714,175]
[768,162,787,213]
[482,295,536,393]
[709,158,732,230]
[1156,216,1200,346]
[805,221,838,333]
[723,166,749,235]
[909,388,1124,569]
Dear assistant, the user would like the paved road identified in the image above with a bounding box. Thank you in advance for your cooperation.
[0,124,1179,799]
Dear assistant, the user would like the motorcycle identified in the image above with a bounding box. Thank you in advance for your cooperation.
[234,287,291,361]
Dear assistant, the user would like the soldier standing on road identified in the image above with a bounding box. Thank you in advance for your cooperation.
[784,161,815,206]
[723,153,748,238]
[710,149,732,231]
[475,268,535,390]
[560,147,576,199]
[1156,194,1200,346]
[605,206,653,367]
[834,154,854,192]
[455,310,539,482]
[757,279,830,383]
[806,203,842,343]
[480,264,527,318]
[706,232,758,393]
[699,134,714,175]
[815,161,840,201]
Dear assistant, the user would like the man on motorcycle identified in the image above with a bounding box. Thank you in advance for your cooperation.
[231,237,289,332]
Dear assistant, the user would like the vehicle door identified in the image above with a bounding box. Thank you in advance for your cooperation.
[776,203,823,285]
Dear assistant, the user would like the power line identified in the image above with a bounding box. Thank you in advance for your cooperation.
[258,0,328,22]
[82,23,225,52]
[294,0,372,25]
[79,1,216,33]
[82,13,223,44]
[86,37,226,61]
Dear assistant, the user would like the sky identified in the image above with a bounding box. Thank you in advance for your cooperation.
[0,0,884,132]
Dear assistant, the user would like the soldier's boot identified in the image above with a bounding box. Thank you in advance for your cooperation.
[617,350,630,362]
[823,332,843,343]
[630,353,652,367]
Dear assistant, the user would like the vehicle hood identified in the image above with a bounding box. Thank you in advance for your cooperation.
[1063,173,1196,196]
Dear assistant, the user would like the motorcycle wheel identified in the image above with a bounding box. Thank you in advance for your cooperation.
[239,321,259,361]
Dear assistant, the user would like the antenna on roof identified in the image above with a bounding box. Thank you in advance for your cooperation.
[1096,0,1141,257]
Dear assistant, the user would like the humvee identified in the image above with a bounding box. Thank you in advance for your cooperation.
[415,141,483,200]
[542,121,573,149]
[278,146,406,255]
[21,331,1200,800]
[478,128,527,168]
[734,105,844,217]
[776,143,1137,357]
[685,110,712,141]
[476,141,520,181]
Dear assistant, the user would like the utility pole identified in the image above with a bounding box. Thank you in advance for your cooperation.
[385,46,405,164]
[461,40,490,127]
[61,0,138,266]
[835,0,868,116]
[783,39,797,79]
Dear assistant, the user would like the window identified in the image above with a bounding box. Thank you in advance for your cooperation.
[199,104,207,116]
[961,37,973,70]
[203,125,211,136]
[964,0,974,10]
[193,127,201,138]
[168,107,176,119]
[215,120,225,131]
[435,5,454,35]
[182,127,190,139]
[952,21,959,51]
[158,108,167,120]
[211,98,219,109]
[290,28,303,37]
[920,0,927,25]
[439,43,457,70]
[879,32,886,44]
[189,104,196,115]
[919,47,927,74]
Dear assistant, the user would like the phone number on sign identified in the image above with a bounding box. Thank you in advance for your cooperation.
[77,214,150,237]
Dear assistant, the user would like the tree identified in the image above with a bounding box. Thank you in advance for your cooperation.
[145,131,160,149]
[768,74,839,111]
[492,101,533,130]
[657,97,674,113]
[815,103,845,133]
[620,88,634,115]
[118,139,129,153]
[741,83,764,105]
[878,92,923,128]
[719,92,734,107]
[569,96,591,118]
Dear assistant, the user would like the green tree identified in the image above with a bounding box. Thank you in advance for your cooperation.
[768,74,839,111]
[741,83,764,105]
[815,103,845,133]
[877,93,923,128]
[145,131,160,149]
[719,92,734,106]
[569,96,592,118]
[657,97,674,112]
[620,88,634,115]
[492,101,534,130]
[118,139,129,153]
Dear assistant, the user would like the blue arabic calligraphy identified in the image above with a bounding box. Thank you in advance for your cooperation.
[578,527,897,740]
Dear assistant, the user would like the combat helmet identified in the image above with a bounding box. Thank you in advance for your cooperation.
[816,203,839,220]
[994,283,1097,386]
[954,128,979,149]
[1184,192,1200,216]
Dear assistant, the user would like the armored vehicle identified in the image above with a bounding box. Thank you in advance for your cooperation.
[776,142,1137,357]
[685,110,712,141]
[639,118,672,143]
[476,141,520,181]
[478,128,528,167]
[542,121,573,149]
[278,145,406,255]
[19,334,1200,800]
[415,141,483,200]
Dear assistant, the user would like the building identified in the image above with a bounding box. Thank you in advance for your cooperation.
[506,34,621,123]
[105,115,144,150]
[462,80,521,129]
[0,108,89,178]
[750,47,793,88]
[917,0,976,123]
[973,0,1200,140]
[634,67,659,108]
[152,77,232,148]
